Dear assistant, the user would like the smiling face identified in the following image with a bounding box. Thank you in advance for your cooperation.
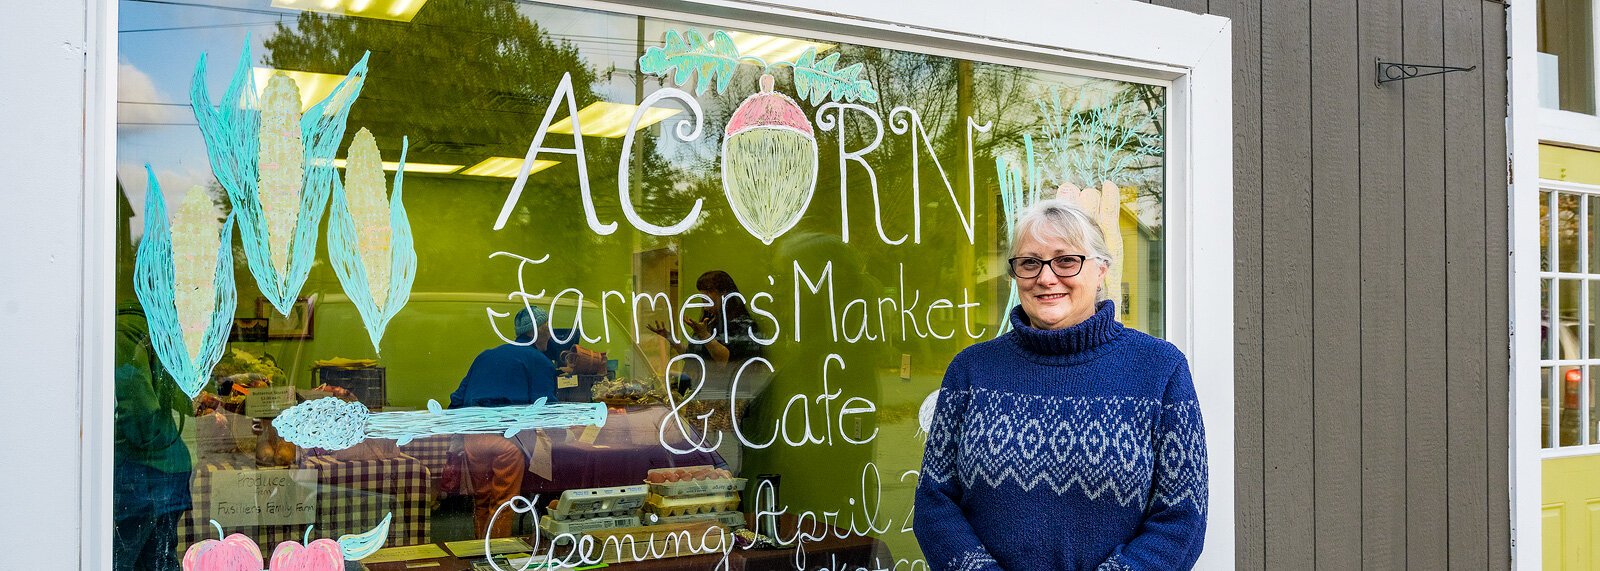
[1012,233,1108,331]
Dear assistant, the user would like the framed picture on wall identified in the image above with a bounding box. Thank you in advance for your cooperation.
[229,318,268,342]
[257,296,315,340]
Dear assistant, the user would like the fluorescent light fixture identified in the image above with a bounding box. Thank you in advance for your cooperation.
[272,0,429,22]
[717,31,834,67]
[460,157,560,178]
[252,67,348,112]
[547,102,682,139]
[332,158,462,174]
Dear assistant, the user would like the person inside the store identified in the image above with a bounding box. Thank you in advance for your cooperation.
[449,306,560,538]
[915,197,1209,571]
[647,269,764,394]
[112,302,193,571]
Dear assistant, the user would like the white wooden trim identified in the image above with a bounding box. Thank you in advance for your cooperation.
[1510,0,1544,566]
[1540,108,1600,151]
[82,0,117,568]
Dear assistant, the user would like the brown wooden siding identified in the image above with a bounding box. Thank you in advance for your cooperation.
[1147,0,1512,568]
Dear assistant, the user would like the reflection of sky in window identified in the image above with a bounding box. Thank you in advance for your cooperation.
[119,0,289,235]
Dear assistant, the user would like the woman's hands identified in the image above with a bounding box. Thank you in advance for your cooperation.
[647,317,725,361]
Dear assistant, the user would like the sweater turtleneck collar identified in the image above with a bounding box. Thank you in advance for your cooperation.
[1009,300,1124,357]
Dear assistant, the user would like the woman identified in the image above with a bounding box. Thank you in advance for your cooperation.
[914,198,1208,570]
[648,270,764,374]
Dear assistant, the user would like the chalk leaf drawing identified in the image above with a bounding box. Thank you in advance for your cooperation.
[133,167,238,399]
[721,74,819,245]
[917,389,941,440]
[789,47,879,105]
[183,515,391,571]
[190,39,370,315]
[636,30,880,244]
[272,397,609,450]
[638,29,742,96]
[328,129,416,352]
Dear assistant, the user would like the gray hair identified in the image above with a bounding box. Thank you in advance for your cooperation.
[1010,199,1113,299]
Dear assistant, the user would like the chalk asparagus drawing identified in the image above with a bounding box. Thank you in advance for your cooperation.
[133,167,238,399]
[328,129,416,352]
[190,39,370,315]
[183,514,391,571]
[272,397,608,450]
[639,29,877,244]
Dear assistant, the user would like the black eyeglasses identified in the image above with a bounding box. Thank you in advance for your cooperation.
[1007,254,1096,279]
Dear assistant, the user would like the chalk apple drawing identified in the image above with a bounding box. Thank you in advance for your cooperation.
[268,537,343,571]
[182,523,263,571]
[721,74,819,245]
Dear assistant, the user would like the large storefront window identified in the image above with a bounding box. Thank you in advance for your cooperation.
[115,0,1167,568]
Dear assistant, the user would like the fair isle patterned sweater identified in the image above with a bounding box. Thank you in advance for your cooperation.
[914,301,1208,571]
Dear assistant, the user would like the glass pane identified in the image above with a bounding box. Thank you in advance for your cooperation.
[1562,365,1583,446]
[1590,194,1599,272]
[1592,280,1600,358]
[1546,366,1555,448]
[1544,190,1553,272]
[1561,279,1582,360]
[1546,278,1556,360]
[1560,192,1581,273]
[1591,365,1600,444]
[114,1,1172,566]
[1539,0,1596,113]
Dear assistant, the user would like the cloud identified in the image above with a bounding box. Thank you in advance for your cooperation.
[118,59,191,127]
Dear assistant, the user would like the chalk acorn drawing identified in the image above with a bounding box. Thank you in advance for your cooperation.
[721,74,819,245]
[638,30,877,244]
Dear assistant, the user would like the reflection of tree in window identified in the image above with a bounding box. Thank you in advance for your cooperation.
[261,0,680,259]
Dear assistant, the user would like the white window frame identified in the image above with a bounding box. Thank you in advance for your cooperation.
[1536,179,1600,458]
[80,0,1233,569]
[1536,0,1600,148]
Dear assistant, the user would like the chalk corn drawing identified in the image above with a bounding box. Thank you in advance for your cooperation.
[190,39,370,315]
[995,88,1164,332]
[638,30,876,244]
[328,129,416,352]
[271,397,608,450]
[133,167,238,399]
[183,515,391,571]
[721,74,819,244]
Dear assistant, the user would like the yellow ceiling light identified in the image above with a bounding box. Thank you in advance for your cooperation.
[252,67,348,112]
[718,31,834,67]
[271,0,429,22]
[547,101,682,139]
[460,157,560,178]
[332,158,462,174]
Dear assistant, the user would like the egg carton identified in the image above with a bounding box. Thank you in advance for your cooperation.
[539,514,642,538]
[649,510,747,530]
[547,484,648,521]
[644,493,742,517]
[647,477,747,497]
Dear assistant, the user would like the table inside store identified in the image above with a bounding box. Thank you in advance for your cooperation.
[362,513,888,571]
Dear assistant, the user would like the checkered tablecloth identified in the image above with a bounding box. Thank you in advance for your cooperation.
[177,455,431,553]
[398,435,453,490]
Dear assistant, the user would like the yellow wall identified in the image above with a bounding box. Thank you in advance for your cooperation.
[1542,144,1600,186]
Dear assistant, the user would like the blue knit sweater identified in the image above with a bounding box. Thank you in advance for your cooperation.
[914,301,1208,571]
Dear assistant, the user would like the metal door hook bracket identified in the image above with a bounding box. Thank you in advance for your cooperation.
[1376,58,1477,87]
